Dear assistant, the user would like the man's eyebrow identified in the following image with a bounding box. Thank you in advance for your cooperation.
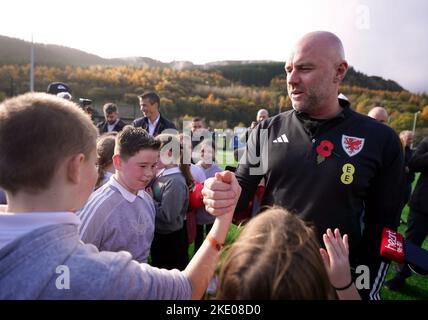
[294,62,315,68]
[285,62,315,70]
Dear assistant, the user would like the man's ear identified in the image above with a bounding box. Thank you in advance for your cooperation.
[112,154,122,170]
[67,153,85,184]
[334,60,348,82]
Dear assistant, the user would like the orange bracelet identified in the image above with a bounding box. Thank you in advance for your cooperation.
[206,233,224,251]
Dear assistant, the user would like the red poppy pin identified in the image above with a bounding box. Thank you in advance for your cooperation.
[316,140,334,164]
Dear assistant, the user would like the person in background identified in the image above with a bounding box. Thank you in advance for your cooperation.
[94,132,117,190]
[0,189,6,205]
[385,136,428,291]
[256,109,269,123]
[133,92,176,136]
[399,130,416,208]
[195,140,222,251]
[78,126,159,263]
[368,106,389,124]
[96,103,126,134]
[151,133,193,270]
[397,130,416,225]
[46,82,72,100]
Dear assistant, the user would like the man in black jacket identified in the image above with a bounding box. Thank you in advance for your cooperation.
[96,103,126,135]
[385,136,428,291]
[132,92,176,136]
[202,31,404,300]
[400,130,416,208]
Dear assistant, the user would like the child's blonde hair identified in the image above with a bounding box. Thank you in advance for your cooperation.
[216,207,336,300]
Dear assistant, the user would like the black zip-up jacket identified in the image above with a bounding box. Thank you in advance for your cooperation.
[132,114,176,137]
[96,119,126,135]
[235,99,404,300]
[409,137,428,215]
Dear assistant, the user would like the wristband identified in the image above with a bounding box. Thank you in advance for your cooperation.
[332,279,354,291]
[206,233,224,251]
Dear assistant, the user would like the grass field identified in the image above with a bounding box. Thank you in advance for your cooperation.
[205,150,428,299]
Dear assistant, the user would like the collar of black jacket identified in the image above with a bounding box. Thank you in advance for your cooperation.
[295,98,350,120]
[295,98,351,138]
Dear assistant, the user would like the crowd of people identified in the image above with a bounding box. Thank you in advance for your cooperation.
[0,31,426,300]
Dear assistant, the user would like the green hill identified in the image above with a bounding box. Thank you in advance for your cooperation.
[205,61,404,91]
[0,35,404,92]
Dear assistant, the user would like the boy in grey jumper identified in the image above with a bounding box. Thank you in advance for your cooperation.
[78,126,159,263]
[0,93,241,299]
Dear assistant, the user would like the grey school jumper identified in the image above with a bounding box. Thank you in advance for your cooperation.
[0,218,191,299]
[77,176,155,263]
[151,168,189,234]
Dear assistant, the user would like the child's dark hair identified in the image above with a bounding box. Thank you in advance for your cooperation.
[115,126,160,160]
[216,207,336,300]
[95,132,117,189]
[103,103,118,115]
[138,91,160,107]
[156,133,194,190]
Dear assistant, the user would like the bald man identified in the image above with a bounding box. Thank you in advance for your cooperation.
[256,109,269,122]
[202,31,404,300]
[368,106,389,124]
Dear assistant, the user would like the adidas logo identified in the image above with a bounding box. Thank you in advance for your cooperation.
[273,133,289,143]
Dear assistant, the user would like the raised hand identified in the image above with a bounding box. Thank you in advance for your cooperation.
[201,170,241,217]
[320,228,352,289]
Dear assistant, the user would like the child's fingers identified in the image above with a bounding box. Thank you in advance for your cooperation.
[319,248,330,270]
[334,228,348,256]
[343,234,349,252]
[334,228,342,240]
[323,231,339,259]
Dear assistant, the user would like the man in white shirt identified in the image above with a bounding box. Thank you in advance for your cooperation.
[132,92,176,136]
[96,103,126,134]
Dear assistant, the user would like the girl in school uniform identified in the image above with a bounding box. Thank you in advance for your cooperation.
[150,133,194,270]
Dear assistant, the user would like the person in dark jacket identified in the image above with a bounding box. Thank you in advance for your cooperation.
[400,130,416,207]
[0,188,6,204]
[202,31,404,300]
[132,92,176,136]
[96,103,126,135]
[385,136,428,291]
[397,130,416,225]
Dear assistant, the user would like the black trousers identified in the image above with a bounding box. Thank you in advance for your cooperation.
[151,226,189,271]
[395,209,428,277]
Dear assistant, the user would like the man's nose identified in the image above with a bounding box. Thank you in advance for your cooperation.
[287,69,299,86]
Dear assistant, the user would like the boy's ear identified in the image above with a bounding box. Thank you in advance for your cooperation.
[112,154,122,170]
[67,154,85,184]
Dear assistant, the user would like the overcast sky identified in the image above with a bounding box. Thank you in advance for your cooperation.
[1,0,427,93]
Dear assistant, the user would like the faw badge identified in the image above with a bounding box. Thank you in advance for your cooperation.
[342,135,365,157]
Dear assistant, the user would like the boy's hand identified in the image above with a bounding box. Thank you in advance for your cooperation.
[202,170,241,217]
